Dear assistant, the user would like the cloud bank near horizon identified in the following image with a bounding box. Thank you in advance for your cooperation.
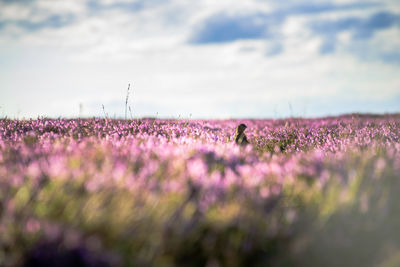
[0,0,399,119]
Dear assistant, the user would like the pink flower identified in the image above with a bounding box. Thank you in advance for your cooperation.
[26,219,41,233]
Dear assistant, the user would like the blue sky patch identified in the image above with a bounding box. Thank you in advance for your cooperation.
[0,14,76,33]
[311,11,399,39]
[310,11,400,55]
[87,0,144,14]
[15,15,75,31]
[189,13,271,44]
[320,40,336,54]
[280,2,378,16]
[379,52,400,64]
[266,43,283,56]
[189,2,379,45]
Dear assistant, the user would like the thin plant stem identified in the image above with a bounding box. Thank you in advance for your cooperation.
[125,83,131,120]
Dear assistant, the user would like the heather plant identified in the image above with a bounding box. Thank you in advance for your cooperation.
[0,115,399,266]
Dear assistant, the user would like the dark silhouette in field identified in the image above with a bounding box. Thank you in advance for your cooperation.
[24,240,111,267]
[234,124,249,146]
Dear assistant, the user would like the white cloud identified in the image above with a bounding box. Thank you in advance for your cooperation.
[35,0,87,15]
[0,0,399,119]
[0,2,32,21]
[370,27,400,54]
[97,0,139,4]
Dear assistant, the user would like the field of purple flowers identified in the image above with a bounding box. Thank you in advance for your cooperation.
[1,114,400,266]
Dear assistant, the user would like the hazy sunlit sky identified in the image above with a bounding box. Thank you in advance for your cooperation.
[1,0,399,119]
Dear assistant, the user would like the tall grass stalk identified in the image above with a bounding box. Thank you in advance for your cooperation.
[125,83,131,120]
[102,104,108,119]
[129,106,133,120]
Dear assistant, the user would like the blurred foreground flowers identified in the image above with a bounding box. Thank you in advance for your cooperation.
[0,115,400,266]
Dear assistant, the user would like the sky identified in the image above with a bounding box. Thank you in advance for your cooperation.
[0,0,399,119]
